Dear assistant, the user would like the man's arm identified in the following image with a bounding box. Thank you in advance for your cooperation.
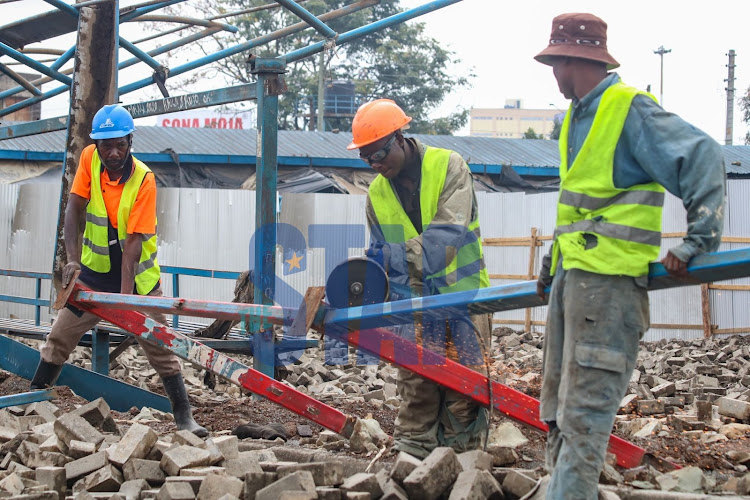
[626,96,726,276]
[120,234,141,294]
[62,193,88,287]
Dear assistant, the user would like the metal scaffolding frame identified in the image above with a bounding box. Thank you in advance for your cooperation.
[0,0,463,379]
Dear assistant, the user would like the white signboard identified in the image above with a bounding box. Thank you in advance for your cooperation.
[157,110,256,129]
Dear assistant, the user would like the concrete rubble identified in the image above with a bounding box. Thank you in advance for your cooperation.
[1,330,750,497]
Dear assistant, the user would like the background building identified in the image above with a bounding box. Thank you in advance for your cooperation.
[0,73,41,122]
[470,99,562,139]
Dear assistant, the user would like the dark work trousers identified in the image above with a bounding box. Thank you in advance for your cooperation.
[540,267,649,500]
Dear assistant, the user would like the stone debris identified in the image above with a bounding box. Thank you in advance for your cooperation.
[5,331,750,497]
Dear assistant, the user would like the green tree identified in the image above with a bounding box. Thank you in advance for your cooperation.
[523,127,542,139]
[549,117,562,140]
[741,89,750,145]
[159,0,473,134]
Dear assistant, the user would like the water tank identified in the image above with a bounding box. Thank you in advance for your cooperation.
[325,80,357,115]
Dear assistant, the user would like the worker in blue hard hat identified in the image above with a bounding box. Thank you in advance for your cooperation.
[350,99,493,458]
[29,104,208,437]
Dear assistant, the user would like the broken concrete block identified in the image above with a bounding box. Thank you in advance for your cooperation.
[277,462,343,487]
[487,446,518,467]
[16,440,69,468]
[243,471,276,500]
[67,439,96,459]
[207,436,238,461]
[403,447,461,499]
[123,458,166,485]
[447,469,502,500]
[619,394,638,414]
[108,423,158,467]
[389,452,421,486]
[488,422,528,449]
[72,464,124,494]
[718,397,750,421]
[719,423,750,439]
[339,472,383,499]
[70,398,117,433]
[655,466,712,493]
[0,472,25,495]
[255,470,316,500]
[160,446,211,477]
[223,454,263,478]
[24,402,58,424]
[180,466,225,477]
[119,479,150,500]
[196,472,243,500]
[651,382,676,397]
[277,492,316,500]
[53,413,104,448]
[502,469,538,499]
[34,466,65,499]
[457,450,494,472]
[637,400,665,415]
[173,430,205,448]
[65,451,109,482]
[156,481,196,500]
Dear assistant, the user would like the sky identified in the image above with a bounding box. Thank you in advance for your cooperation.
[3,0,750,144]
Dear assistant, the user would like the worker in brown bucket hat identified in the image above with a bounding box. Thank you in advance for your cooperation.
[534,12,726,500]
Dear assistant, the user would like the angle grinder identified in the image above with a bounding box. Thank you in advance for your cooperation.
[325,257,389,308]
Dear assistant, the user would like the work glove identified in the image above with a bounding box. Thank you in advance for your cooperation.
[62,261,81,289]
[536,251,553,300]
[366,240,391,272]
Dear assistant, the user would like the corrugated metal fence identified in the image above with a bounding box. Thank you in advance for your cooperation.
[0,182,746,341]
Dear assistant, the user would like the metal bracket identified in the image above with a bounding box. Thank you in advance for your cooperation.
[153,66,170,98]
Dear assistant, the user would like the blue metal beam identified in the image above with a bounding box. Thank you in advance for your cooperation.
[274,0,337,38]
[285,0,462,63]
[0,45,75,101]
[0,42,72,86]
[0,390,56,408]
[71,248,750,332]
[0,335,170,412]
[120,0,188,22]
[119,37,163,72]
[117,0,377,96]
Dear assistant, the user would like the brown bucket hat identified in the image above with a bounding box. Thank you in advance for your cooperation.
[535,13,619,70]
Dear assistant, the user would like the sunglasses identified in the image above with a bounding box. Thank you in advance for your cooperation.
[360,134,396,164]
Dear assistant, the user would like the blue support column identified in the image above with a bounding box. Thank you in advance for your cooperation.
[251,58,285,378]
[172,273,180,328]
[91,329,109,375]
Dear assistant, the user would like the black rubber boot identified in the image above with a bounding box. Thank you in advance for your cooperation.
[161,373,208,437]
[29,360,63,390]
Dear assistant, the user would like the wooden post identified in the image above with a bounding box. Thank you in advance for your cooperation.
[524,227,538,332]
[700,283,712,338]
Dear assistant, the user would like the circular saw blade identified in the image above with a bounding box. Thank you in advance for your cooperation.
[325,257,389,309]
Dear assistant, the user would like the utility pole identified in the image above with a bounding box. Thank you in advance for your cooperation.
[316,51,326,132]
[654,45,671,106]
[725,49,736,145]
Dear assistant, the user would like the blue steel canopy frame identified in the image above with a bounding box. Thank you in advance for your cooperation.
[0,0,466,382]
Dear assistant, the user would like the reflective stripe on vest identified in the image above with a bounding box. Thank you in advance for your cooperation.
[551,81,665,277]
[81,150,161,294]
[369,146,490,294]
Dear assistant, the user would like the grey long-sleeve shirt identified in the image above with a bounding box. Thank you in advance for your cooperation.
[565,73,726,263]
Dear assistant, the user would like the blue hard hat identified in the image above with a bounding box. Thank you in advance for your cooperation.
[90,104,136,140]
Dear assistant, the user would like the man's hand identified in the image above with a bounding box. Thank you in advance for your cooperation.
[62,261,81,288]
[366,240,391,272]
[536,280,548,301]
[661,251,688,278]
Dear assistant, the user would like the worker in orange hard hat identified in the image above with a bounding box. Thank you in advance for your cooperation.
[349,99,493,458]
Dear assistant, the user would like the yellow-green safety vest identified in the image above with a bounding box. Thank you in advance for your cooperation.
[551,81,665,277]
[369,146,490,294]
[81,151,161,294]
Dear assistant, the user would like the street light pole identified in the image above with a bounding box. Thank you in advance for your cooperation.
[654,45,672,106]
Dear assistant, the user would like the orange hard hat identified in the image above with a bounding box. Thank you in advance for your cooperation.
[347,99,412,150]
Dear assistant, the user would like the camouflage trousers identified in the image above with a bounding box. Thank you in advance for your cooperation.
[393,313,492,458]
